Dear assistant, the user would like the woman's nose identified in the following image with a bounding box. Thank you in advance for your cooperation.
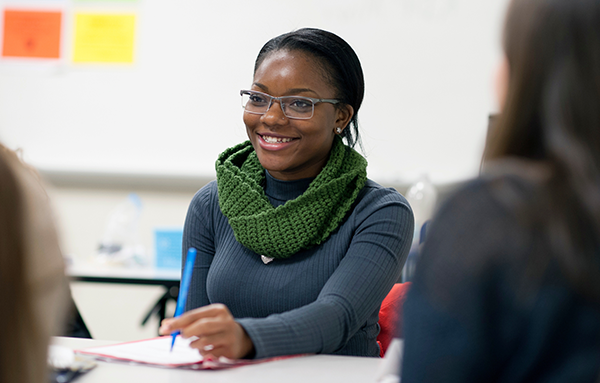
[260,99,288,124]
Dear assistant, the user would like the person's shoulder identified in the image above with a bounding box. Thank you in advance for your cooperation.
[361,178,409,203]
[355,178,411,209]
[425,164,544,269]
[441,161,544,220]
[189,179,219,210]
[193,179,218,197]
[351,179,412,221]
[414,163,552,308]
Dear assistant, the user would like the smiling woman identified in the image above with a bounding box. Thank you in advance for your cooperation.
[159,28,414,360]
[243,49,352,181]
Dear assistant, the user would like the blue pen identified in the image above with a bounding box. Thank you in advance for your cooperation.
[170,247,197,352]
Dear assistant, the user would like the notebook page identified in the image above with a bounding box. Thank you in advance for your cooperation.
[78,336,203,366]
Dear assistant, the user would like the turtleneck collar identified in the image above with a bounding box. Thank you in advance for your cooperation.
[264,170,314,207]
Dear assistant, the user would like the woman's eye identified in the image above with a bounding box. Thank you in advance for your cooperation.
[249,94,267,104]
[289,99,312,109]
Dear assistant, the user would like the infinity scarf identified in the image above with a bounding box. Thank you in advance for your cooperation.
[215,136,367,259]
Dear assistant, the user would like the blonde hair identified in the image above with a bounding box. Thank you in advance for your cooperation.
[0,144,68,383]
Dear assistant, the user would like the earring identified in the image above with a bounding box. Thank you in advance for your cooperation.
[335,127,342,134]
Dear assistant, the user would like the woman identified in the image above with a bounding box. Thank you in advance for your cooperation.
[0,144,69,383]
[160,28,414,359]
[401,0,600,381]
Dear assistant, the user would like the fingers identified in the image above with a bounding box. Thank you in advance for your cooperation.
[180,315,229,339]
[158,303,254,359]
[159,303,230,335]
[159,317,175,333]
[189,333,226,357]
[188,323,252,359]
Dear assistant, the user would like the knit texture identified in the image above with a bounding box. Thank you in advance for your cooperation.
[215,136,367,258]
[183,177,414,358]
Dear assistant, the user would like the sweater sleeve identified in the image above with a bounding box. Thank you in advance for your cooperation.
[183,181,218,311]
[237,188,414,358]
[400,179,529,382]
[401,176,600,382]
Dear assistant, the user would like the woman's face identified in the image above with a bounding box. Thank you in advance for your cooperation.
[243,50,353,181]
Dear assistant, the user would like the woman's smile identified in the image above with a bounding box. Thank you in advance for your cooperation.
[259,133,296,145]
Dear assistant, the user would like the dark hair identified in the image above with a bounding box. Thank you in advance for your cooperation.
[254,28,365,150]
[485,0,600,298]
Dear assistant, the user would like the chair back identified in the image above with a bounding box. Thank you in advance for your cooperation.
[377,282,411,357]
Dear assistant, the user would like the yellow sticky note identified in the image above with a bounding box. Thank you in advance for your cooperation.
[73,13,135,63]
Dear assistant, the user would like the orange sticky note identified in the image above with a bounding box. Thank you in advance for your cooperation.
[2,9,62,59]
[73,13,135,63]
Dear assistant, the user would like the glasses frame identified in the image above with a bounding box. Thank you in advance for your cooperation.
[240,89,341,120]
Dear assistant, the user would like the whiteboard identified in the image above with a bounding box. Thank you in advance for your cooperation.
[0,0,510,185]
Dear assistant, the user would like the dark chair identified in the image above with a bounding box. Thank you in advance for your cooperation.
[60,296,92,338]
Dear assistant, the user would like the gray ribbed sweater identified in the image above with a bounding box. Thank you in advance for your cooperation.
[182,171,413,358]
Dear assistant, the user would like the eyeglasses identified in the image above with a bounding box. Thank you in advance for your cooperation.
[240,90,340,120]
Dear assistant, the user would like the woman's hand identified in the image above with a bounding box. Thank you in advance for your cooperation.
[159,303,255,360]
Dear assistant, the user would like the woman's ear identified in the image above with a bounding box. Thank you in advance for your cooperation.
[335,104,354,133]
[495,55,510,112]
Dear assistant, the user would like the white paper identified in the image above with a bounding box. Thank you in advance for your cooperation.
[78,336,203,366]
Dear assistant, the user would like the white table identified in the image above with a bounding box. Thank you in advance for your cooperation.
[67,263,181,286]
[53,337,382,383]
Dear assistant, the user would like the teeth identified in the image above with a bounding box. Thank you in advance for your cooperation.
[262,135,293,144]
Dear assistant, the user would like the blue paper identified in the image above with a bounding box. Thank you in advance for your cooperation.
[154,228,183,269]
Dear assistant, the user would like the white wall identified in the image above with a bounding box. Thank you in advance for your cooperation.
[47,184,196,261]
[0,0,510,185]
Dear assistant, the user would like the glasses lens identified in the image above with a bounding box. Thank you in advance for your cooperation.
[242,91,270,114]
[282,97,314,119]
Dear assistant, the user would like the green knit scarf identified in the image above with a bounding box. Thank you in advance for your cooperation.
[215,136,367,259]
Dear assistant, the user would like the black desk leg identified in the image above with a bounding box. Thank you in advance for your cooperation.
[141,286,179,333]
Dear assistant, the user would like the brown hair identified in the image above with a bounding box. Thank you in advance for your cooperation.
[0,145,46,383]
[485,0,600,298]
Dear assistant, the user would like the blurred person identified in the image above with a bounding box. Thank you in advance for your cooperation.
[160,28,414,359]
[401,0,600,381]
[0,144,69,383]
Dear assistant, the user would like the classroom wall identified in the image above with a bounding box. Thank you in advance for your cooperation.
[0,0,510,186]
[46,183,196,262]
[0,0,511,341]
